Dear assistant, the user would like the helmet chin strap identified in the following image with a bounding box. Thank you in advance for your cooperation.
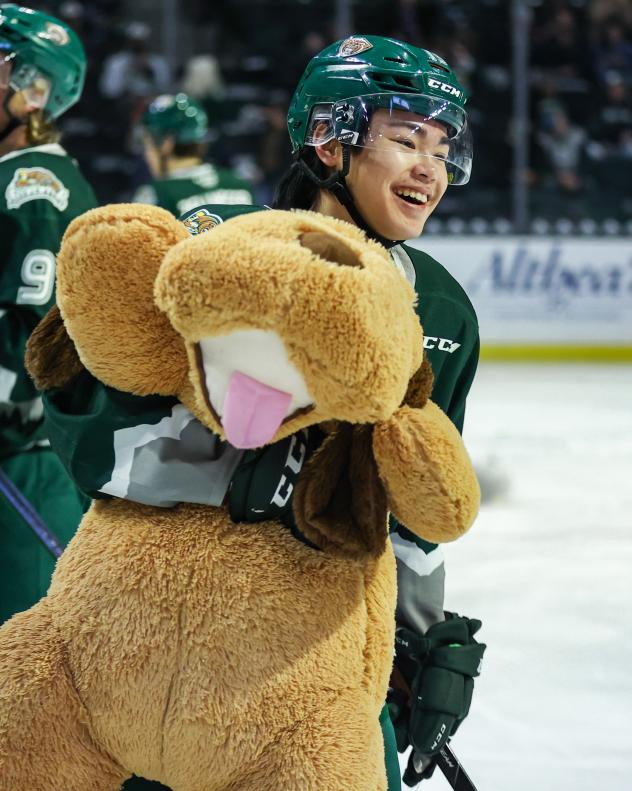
[297,146,404,250]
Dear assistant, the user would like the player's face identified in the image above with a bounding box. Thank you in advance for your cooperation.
[345,111,450,240]
[0,59,51,130]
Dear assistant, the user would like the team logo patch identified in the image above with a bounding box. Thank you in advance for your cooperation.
[5,167,69,211]
[338,36,372,58]
[41,22,70,46]
[181,207,222,235]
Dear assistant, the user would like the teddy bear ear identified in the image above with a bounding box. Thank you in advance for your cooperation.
[298,231,364,268]
[56,204,190,396]
[25,305,84,390]
[293,424,388,559]
[402,355,434,409]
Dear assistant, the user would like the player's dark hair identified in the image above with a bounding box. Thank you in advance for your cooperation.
[274,114,371,210]
[272,147,327,210]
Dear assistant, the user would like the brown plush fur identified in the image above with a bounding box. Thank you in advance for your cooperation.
[56,204,190,396]
[403,355,434,410]
[293,424,389,558]
[373,403,480,542]
[1,205,480,790]
[25,305,84,390]
[154,209,424,433]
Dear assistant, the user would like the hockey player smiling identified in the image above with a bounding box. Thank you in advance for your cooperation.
[313,112,451,241]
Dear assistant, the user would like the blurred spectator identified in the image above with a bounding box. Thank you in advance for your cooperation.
[589,0,632,32]
[592,20,632,86]
[532,6,591,84]
[181,55,225,102]
[588,71,632,157]
[537,107,587,193]
[100,21,170,101]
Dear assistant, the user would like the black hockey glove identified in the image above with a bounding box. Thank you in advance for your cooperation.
[387,614,486,786]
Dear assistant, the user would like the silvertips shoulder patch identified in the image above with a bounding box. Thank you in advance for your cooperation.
[180,207,223,235]
[5,167,69,211]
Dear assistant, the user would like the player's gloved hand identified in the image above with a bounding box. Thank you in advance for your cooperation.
[387,614,486,785]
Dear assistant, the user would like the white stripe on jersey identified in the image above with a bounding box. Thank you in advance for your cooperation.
[391,531,445,577]
[100,403,196,498]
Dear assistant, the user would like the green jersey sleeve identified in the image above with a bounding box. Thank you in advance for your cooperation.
[43,369,244,506]
[389,243,480,635]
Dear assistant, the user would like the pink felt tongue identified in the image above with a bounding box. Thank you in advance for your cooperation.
[221,371,292,449]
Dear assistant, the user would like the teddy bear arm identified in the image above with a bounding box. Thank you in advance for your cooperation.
[372,402,480,543]
[55,204,189,396]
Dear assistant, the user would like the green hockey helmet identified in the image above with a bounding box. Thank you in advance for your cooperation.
[288,35,472,185]
[142,93,208,144]
[0,4,86,119]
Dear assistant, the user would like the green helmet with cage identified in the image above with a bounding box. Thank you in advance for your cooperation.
[142,93,209,144]
[0,3,86,119]
[288,35,472,186]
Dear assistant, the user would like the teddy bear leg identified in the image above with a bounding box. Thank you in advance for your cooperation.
[221,693,387,791]
[0,603,128,791]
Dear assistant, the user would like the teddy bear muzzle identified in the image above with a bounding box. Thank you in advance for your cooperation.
[193,328,315,448]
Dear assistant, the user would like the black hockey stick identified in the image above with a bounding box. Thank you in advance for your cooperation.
[436,743,479,791]
[0,468,65,559]
[404,743,479,791]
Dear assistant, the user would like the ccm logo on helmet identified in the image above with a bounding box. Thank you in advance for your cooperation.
[427,78,462,99]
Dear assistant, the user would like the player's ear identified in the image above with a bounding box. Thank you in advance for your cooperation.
[314,139,342,169]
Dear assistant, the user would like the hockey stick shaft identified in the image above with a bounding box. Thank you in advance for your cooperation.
[0,468,65,559]
[436,744,479,791]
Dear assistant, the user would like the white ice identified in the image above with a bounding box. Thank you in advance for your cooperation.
[402,362,632,791]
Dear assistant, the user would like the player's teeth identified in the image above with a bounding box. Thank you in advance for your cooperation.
[396,189,428,203]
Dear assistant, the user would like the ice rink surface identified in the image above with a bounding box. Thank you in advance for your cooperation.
[408,362,632,791]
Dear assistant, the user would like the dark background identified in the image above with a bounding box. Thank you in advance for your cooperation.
[27,0,632,235]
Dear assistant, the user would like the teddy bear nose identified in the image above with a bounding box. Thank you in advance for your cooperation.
[299,232,363,268]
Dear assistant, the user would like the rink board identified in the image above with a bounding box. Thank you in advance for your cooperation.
[408,236,632,361]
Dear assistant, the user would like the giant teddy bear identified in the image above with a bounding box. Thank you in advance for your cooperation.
[0,204,480,790]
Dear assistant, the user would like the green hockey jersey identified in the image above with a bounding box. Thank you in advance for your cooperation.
[132,162,255,217]
[0,143,97,456]
[42,203,479,634]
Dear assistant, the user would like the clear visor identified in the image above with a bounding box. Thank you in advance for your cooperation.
[304,93,472,186]
[0,54,52,112]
